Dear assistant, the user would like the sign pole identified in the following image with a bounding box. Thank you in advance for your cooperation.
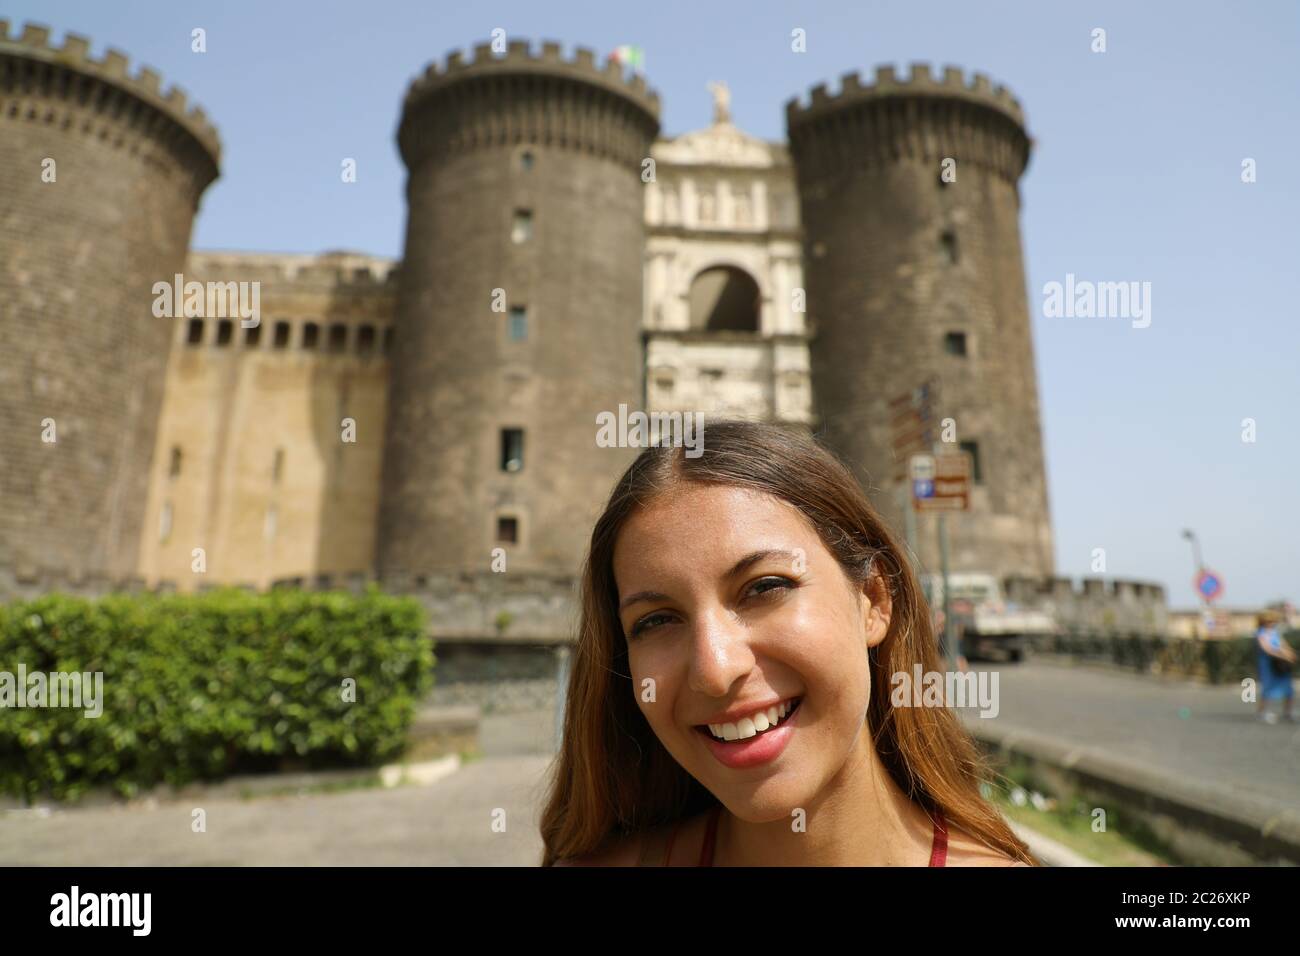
[938,512,952,666]
[901,483,919,575]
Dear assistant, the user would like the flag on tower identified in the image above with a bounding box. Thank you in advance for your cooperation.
[610,45,645,74]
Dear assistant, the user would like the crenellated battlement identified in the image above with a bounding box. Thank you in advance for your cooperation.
[1004,574,1169,636]
[398,38,661,169]
[186,250,400,287]
[404,38,659,119]
[784,62,1031,185]
[786,62,1025,129]
[376,570,580,643]
[0,20,221,166]
[0,563,172,601]
[172,250,398,356]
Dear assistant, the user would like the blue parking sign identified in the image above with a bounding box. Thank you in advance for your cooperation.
[1195,569,1223,602]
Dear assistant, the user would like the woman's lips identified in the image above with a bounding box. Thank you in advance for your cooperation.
[694,699,802,770]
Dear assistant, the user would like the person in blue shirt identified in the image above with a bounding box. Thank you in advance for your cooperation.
[1255,610,1296,724]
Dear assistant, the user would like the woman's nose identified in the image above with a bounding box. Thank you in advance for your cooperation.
[686,604,755,696]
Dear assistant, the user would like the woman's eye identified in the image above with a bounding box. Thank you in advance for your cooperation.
[628,578,794,637]
[747,576,795,598]
[630,612,673,638]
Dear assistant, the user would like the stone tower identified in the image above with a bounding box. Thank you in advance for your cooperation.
[786,65,1053,580]
[379,41,660,579]
[0,22,220,582]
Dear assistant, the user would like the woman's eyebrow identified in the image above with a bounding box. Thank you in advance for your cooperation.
[725,548,798,579]
[618,549,798,612]
[619,589,671,612]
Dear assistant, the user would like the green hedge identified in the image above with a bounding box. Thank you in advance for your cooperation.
[1028,631,1268,684]
[0,588,433,802]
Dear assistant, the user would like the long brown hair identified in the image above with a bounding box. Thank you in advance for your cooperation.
[539,419,1035,865]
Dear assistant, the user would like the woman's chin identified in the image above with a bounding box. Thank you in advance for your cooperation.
[691,770,816,823]
[716,795,809,825]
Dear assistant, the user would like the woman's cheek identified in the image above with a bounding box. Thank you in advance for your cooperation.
[783,605,851,679]
[629,648,675,726]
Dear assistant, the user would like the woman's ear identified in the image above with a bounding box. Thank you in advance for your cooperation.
[862,573,892,648]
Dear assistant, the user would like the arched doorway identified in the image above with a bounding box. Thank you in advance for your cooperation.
[689,266,761,332]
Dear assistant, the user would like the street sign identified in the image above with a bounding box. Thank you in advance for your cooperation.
[1195,569,1224,603]
[888,379,940,415]
[910,455,936,499]
[891,379,941,481]
[912,452,970,512]
[909,454,935,481]
[1202,608,1231,635]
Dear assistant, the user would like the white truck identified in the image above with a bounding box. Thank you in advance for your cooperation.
[921,572,1059,662]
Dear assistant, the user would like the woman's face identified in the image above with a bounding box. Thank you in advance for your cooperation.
[612,483,892,822]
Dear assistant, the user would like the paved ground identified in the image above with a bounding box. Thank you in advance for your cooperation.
[0,709,561,866]
[0,751,558,866]
[3,661,1292,864]
[954,659,1299,814]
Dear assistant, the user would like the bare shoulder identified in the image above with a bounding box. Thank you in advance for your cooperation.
[945,826,1033,867]
[552,830,647,867]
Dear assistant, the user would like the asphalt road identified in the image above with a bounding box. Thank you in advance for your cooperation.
[954,659,1299,813]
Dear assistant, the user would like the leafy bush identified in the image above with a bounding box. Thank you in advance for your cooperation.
[0,587,433,802]
[1037,631,1260,683]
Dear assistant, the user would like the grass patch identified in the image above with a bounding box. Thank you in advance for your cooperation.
[238,773,384,801]
[983,762,1174,867]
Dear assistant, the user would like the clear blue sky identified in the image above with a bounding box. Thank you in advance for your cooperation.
[13,1,1298,609]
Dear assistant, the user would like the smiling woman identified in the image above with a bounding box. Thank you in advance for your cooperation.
[540,420,1035,867]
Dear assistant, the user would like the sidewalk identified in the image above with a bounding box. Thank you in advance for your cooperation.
[0,753,556,866]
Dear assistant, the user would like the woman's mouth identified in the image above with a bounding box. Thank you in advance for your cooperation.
[696,697,802,742]
[693,697,802,770]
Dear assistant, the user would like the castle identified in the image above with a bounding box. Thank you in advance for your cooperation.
[3,23,1163,646]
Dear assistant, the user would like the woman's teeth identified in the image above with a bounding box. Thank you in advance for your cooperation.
[705,698,800,742]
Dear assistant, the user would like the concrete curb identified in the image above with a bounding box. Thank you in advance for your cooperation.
[379,754,461,789]
[2,755,465,816]
[1007,820,1102,867]
[969,720,1300,864]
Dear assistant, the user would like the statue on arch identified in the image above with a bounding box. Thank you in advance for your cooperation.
[707,80,731,125]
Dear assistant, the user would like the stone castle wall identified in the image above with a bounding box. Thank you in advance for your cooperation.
[0,22,219,581]
[1005,575,1168,636]
[378,42,661,580]
[787,65,1054,584]
[0,26,1088,644]
[136,252,397,590]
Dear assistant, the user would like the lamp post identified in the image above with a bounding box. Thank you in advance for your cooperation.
[1181,528,1204,578]
[1182,528,1209,638]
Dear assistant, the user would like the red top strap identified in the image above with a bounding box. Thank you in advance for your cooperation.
[929,809,948,867]
[699,804,721,866]
[662,821,678,866]
[662,805,720,866]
